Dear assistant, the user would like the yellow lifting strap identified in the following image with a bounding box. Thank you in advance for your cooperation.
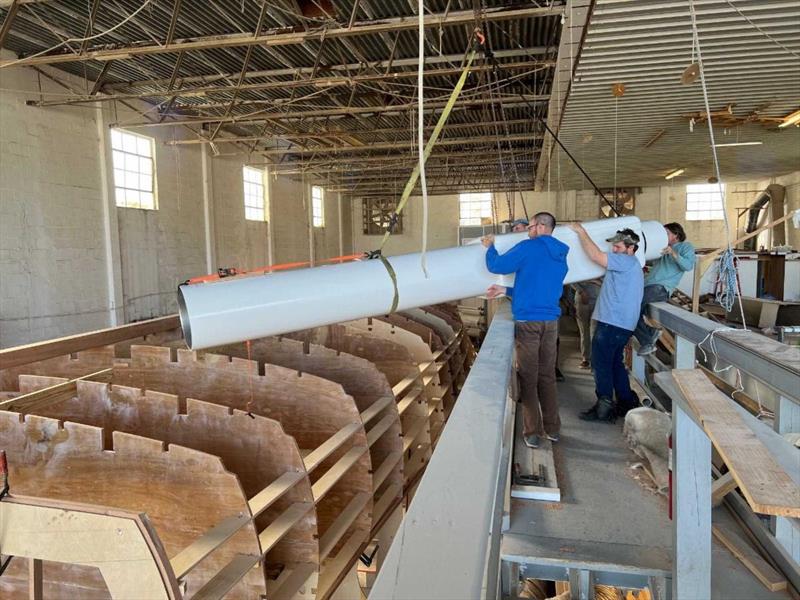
[377,31,485,253]
[367,31,485,314]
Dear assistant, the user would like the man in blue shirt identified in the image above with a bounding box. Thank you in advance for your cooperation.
[635,222,696,355]
[482,212,569,448]
[568,224,644,423]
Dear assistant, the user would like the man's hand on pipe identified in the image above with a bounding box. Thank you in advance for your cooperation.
[486,284,507,299]
[481,234,495,248]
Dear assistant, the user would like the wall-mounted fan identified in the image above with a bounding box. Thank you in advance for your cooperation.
[597,188,638,218]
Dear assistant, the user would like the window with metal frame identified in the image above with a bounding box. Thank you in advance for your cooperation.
[459,192,493,226]
[243,167,267,221]
[111,129,156,210]
[311,185,325,228]
[363,198,403,235]
[685,183,725,221]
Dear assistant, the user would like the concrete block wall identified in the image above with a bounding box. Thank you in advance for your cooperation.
[109,103,207,323]
[349,178,785,259]
[0,60,352,348]
[0,56,111,346]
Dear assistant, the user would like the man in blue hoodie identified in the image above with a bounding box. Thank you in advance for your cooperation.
[482,212,569,449]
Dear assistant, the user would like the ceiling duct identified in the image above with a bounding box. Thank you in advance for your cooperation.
[741,184,786,251]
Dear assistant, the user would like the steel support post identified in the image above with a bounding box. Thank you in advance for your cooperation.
[672,398,712,600]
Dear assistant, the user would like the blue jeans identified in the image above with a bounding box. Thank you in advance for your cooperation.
[591,321,635,405]
[633,284,669,346]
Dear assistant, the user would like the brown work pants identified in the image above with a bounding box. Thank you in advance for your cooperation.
[516,320,560,437]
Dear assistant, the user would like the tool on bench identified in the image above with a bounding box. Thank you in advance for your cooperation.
[513,461,548,486]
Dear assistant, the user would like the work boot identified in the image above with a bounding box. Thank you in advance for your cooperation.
[616,390,640,418]
[580,396,616,423]
[579,401,599,420]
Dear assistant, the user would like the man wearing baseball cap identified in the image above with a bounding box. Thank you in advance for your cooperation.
[568,224,644,422]
[510,218,529,232]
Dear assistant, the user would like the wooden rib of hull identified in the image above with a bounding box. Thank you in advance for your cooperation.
[205,336,405,528]
[0,412,264,599]
[115,347,373,577]
[285,324,434,493]
[0,495,181,600]
[13,375,319,585]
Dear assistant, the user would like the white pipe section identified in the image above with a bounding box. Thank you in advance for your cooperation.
[179,216,668,349]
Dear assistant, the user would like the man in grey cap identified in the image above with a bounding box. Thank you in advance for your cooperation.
[568,224,644,422]
[511,218,529,232]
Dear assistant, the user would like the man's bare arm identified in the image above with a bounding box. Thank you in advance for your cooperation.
[568,223,608,268]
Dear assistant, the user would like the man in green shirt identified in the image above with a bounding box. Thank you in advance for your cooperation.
[635,222,696,355]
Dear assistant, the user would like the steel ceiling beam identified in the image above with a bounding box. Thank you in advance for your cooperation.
[29,60,552,107]
[105,46,549,91]
[257,133,541,157]
[0,4,564,67]
[163,118,538,145]
[110,94,546,129]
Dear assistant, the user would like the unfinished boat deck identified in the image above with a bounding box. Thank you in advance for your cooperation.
[501,341,792,599]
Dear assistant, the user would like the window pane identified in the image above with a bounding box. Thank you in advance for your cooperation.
[136,136,151,157]
[124,189,140,208]
[112,150,124,169]
[243,168,266,220]
[140,174,152,192]
[123,153,137,171]
[121,133,137,153]
[140,157,152,174]
[111,130,122,150]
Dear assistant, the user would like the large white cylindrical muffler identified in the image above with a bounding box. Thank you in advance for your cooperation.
[178,217,667,349]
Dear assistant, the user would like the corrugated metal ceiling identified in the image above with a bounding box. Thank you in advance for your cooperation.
[550,0,800,190]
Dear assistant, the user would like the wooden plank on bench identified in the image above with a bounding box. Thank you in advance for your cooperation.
[712,524,787,592]
[304,423,361,473]
[673,369,800,517]
[711,472,738,507]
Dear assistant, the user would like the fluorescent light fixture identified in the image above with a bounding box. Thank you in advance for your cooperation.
[665,168,685,180]
[714,141,763,147]
[779,109,800,128]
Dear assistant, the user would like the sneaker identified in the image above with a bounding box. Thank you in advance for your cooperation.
[555,368,565,382]
[637,330,662,356]
[579,397,616,423]
[579,360,590,369]
[524,434,540,448]
[546,433,560,443]
[637,343,656,356]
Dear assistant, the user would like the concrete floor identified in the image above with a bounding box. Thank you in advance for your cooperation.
[501,333,792,599]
